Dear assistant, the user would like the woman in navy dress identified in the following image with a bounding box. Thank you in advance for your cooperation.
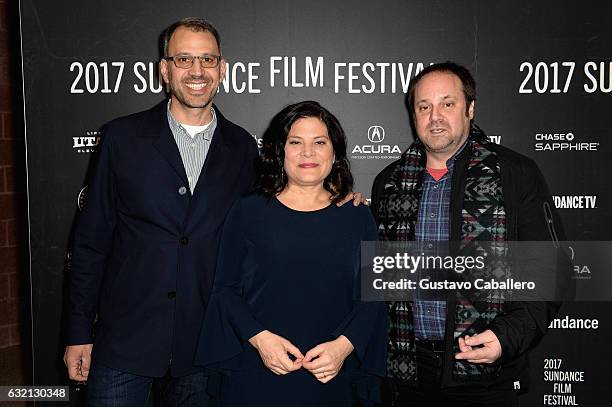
[195,101,387,406]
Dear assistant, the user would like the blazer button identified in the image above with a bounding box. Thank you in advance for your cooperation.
[167,291,176,299]
[178,186,187,195]
[180,237,189,245]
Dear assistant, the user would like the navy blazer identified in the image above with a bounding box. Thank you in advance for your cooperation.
[66,100,258,377]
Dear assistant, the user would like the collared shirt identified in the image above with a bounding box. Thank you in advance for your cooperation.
[413,141,467,340]
[167,102,217,193]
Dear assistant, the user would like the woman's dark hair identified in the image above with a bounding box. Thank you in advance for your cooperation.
[255,100,353,204]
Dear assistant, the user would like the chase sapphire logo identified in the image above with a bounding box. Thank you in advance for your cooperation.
[367,126,385,143]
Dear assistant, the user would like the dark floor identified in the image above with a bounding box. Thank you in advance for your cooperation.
[0,345,31,406]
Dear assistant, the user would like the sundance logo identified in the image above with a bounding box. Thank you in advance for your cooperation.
[351,125,402,160]
[548,316,599,330]
[73,131,101,153]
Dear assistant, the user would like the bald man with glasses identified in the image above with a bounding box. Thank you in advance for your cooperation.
[63,17,258,406]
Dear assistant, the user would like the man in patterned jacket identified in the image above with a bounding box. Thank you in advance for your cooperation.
[371,61,566,406]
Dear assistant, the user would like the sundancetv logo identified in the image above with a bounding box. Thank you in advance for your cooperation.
[553,195,597,209]
[489,134,502,144]
[351,125,402,160]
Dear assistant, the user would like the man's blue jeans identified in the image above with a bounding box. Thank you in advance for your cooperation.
[87,361,211,407]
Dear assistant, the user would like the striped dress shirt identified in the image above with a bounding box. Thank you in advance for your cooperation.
[167,104,217,193]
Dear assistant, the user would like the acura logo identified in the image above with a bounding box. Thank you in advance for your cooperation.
[367,126,385,143]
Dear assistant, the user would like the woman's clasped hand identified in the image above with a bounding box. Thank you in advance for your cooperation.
[249,330,354,383]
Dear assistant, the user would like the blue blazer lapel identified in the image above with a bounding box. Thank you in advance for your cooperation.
[191,105,231,198]
[147,101,189,185]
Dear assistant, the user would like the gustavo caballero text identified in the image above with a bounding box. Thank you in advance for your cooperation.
[372,278,536,291]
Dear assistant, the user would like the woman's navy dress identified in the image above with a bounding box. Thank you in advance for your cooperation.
[195,195,387,406]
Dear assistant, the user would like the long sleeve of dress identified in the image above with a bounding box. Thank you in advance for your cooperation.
[332,209,388,378]
[195,200,264,367]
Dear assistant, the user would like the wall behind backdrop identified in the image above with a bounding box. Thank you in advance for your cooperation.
[19,0,611,405]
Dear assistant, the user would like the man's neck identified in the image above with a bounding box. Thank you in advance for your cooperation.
[425,137,469,169]
[425,152,450,169]
[169,99,213,126]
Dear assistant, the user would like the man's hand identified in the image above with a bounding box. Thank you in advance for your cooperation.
[336,192,369,207]
[64,344,94,381]
[302,335,354,383]
[249,330,304,375]
[455,329,502,364]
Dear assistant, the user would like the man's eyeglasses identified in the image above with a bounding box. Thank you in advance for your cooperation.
[164,54,222,69]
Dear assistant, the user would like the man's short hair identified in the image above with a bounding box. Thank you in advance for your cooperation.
[161,17,221,57]
[407,61,476,117]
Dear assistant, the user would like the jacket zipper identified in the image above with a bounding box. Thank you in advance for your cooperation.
[543,201,560,248]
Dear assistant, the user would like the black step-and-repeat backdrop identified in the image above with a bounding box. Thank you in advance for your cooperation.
[20,0,611,405]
